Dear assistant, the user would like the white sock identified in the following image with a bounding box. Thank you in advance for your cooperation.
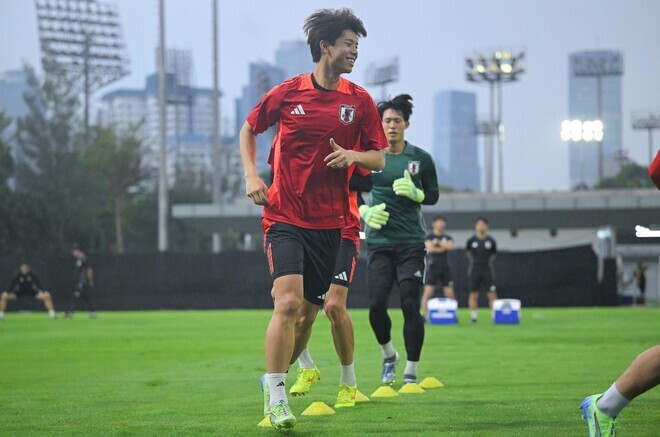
[404,361,418,378]
[471,310,478,320]
[340,363,356,386]
[380,341,396,360]
[48,309,56,319]
[267,373,287,407]
[597,383,630,418]
[0,311,4,319]
[297,347,314,369]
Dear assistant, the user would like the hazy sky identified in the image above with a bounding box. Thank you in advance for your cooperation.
[2,0,659,192]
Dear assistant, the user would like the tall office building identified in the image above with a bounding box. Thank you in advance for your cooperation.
[568,50,623,189]
[0,70,29,137]
[275,40,314,79]
[433,90,480,191]
[98,71,214,182]
[234,63,285,172]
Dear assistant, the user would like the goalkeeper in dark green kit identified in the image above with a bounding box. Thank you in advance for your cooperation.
[360,94,440,385]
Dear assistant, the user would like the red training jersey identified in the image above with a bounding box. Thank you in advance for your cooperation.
[650,150,660,190]
[247,74,387,231]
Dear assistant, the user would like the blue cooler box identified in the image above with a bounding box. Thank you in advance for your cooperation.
[492,299,521,324]
[428,298,458,325]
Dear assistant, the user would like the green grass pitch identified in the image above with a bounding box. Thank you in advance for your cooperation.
[1,307,658,436]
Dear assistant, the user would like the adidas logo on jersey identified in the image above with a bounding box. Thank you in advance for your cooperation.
[334,271,348,281]
[290,104,306,115]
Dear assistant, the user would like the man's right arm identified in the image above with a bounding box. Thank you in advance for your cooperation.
[239,121,269,206]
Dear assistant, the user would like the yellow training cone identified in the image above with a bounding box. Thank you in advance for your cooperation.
[257,416,271,427]
[355,390,370,402]
[370,385,399,398]
[398,383,425,394]
[419,377,444,389]
[301,401,336,416]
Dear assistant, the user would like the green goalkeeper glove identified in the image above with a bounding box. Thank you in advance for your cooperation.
[392,169,425,203]
[359,203,390,230]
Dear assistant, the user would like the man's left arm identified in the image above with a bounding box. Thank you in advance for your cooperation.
[87,266,94,288]
[420,154,440,205]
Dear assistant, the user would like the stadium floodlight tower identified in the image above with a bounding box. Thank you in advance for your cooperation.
[631,109,660,163]
[365,57,399,101]
[465,50,525,193]
[561,119,604,190]
[36,0,130,142]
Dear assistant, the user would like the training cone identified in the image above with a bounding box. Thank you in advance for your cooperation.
[370,385,399,398]
[398,383,425,394]
[257,416,271,428]
[419,376,444,389]
[355,390,370,402]
[301,401,336,416]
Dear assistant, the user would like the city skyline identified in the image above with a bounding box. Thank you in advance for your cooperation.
[2,0,660,192]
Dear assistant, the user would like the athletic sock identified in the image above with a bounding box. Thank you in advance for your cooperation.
[297,347,314,369]
[597,383,630,418]
[0,311,4,319]
[380,341,397,360]
[470,310,478,320]
[404,361,418,378]
[48,309,56,319]
[340,363,356,386]
[267,373,287,407]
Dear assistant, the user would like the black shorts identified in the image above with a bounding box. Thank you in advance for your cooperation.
[264,222,341,306]
[331,239,359,288]
[367,243,426,289]
[9,288,39,299]
[424,263,453,287]
[468,268,496,293]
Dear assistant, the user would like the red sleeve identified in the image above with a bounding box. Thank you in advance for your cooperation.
[359,96,388,152]
[650,150,660,190]
[246,82,289,134]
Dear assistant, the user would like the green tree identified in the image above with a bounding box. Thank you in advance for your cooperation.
[13,61,107,254]
[595,163,655,189]
[0,110,13,186]
[83,125,147,254]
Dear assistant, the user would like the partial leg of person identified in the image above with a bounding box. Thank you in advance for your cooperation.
[421,284,435,318]
[580,345,660,436]
[65,290,80,317]
[289,300,321,397]
[396,244,426,384]
[367,245,399,384]
[36,291,56,319]
[399,279,424,383]
[468,271,480,323]
[487,290,497,310]
[0,292,16,320]
[443,285,455,299]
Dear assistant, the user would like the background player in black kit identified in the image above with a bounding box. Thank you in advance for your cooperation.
[421,216,455,319]
[466,217,497,323]
[0,262,56,320]
[64,246,96,318]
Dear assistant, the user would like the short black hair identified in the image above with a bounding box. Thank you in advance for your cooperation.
[433,215,447,223]
[475,217,489,226]
[303,8,367,63]
[378,94,414,121]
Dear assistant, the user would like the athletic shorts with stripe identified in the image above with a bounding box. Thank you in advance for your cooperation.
[263,221,341,306]
[331,238,359,288]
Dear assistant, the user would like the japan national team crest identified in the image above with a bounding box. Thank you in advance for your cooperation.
[339,104,356,125]
[408,160,420,175]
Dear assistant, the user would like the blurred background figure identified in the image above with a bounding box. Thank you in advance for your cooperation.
[64,245,96,319]
[466,217,497,323]
[0,262,56,320]
[421,215,455,319]
[633,262,647,305]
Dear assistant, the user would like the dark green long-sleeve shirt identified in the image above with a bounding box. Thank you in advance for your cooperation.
[366,142,439,244]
